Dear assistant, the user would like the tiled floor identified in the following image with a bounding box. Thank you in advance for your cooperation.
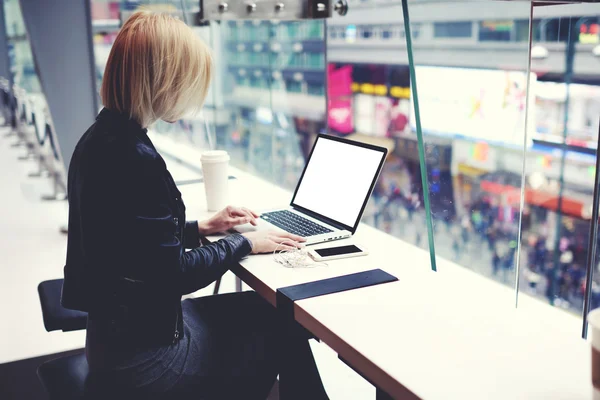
[0,128,373,399]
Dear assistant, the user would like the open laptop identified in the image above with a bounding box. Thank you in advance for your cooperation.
[236,134,387,245]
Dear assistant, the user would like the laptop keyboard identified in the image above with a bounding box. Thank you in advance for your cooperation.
[261,210,333,237]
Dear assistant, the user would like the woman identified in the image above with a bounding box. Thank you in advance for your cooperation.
[61,11,328,400]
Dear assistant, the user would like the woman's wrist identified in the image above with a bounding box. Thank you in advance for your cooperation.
[197,220,214,236]
[241,234,255,254]
[226,233,254,257]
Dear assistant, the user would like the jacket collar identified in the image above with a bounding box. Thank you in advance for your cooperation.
[96,107,148,135]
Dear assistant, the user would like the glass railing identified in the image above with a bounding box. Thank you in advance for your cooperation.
[403,0,600,328]
[405,0,532,289]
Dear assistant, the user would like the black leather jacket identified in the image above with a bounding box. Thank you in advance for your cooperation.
[62,108,252,346]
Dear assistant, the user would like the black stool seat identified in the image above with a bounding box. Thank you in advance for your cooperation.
[37,352,88,400]
[36,279,125,400]
[38,279,87,332]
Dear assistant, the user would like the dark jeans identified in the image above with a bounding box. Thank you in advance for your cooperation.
[86,291,328,400]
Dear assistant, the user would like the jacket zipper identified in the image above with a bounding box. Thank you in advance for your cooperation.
[171,186,182,344]
[173,309,180,343]
[173,208,183,344]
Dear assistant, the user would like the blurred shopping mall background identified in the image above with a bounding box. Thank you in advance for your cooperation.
[6,0,600,318]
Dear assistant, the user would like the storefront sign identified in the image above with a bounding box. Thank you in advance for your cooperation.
[390,86,410,99]
[328,99,353,134]
[535,155,551,169]
[481,21,513,32]
[453,139,497,172]
[411,66,535,147]
[328,64,354,134]
[471,142,489,163]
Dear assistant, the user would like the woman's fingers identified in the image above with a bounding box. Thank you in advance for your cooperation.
[229,207,257,226]
[268,235,304,248]
[229,207,246,217]
[231,216,252,226]
[274,231,306,243]
[237,207,258,225]
[242,207,260,219]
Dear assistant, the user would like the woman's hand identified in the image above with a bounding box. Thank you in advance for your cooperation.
[242,231,306,254]
[198,206,260,235]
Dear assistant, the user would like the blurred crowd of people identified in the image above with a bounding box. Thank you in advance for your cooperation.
[368,161,600,314]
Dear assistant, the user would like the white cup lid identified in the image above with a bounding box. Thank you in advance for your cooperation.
[201,150,230,163]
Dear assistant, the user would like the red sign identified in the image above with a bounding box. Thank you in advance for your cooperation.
[328,99,353,134]
[328,64,354,134]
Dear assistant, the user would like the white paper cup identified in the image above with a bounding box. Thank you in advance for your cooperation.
[589,309,600,399]
[200,150,230,212]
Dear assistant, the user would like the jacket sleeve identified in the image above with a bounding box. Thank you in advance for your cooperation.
[179,234,252,294]
[119,155,252,295]
[184,220,201,249]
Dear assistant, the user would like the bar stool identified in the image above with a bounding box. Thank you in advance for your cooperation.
[37,279,88,400]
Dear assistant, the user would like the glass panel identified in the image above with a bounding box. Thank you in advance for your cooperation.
[404,0,600,324]
[406,0,533,286]
[326,2,422,251]
[218,19,325,188]
[271,19,326,187]
[525,2,600,323]
[218,20,275,180]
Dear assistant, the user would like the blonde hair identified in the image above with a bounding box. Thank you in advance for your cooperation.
[101,11,212,128]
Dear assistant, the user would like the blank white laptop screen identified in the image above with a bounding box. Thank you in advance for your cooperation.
[292,137,385,228]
